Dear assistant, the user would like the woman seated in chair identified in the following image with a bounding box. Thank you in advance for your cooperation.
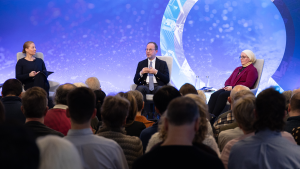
[208,50,258,119]
[15,41,49,96]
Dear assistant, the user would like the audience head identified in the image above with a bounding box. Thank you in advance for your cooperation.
[67,87,96,124]
[166,97,199,127]
[292,88,300,96]
[197,90,207,103]
[185,94,208,142]
[85,77,101,91]
[73,82,87,87]
[254,88,286,131]
[128,90,143,112]
[289,92,300,113]
[54,83,76,105]
[22,41,35,54]
[101,96,130,129]
[179,83,198,96]
[282,90,292,111]
[94,90,106,120]
[117,92,138,123]
[229,85,250,104]
[153,86,181,115]
[37,136,82,169]
[0,101,4,123]
[1,79,22,97]
[21,87,48,118]
[0,122,39,169]
[233,94,256,133]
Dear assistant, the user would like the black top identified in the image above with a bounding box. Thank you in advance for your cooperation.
[132,145,225,169]
[1,96,25,124]
[284,116,300,134]
[25,121,64,139]
[140,122,158,152]
[125,121,146,137]
[15,58,48,90]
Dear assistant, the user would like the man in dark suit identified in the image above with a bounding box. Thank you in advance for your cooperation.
[134,42,169,103]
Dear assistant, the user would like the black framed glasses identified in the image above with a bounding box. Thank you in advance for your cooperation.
[239,56,249,59]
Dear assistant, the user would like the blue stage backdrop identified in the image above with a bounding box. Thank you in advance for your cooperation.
[0,0,299,94]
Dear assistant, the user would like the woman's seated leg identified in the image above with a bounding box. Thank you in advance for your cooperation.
[211,90,231,117]
[208,89,226,114]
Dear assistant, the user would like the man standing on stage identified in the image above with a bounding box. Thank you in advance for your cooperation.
[134,42,170,108]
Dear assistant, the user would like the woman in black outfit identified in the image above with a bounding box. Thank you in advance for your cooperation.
[16,41,50,98]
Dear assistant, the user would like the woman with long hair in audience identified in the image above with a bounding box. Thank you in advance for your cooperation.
[146,94,220,157]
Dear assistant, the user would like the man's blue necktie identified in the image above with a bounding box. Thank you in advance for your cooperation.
[149,61,154,91]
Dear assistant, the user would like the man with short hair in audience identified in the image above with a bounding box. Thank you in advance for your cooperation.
[285,91,300,134]
[213,85,250,139]
[221,93,296,169]
[132,97,224,169]
[228,88,300,169]
[85,77,101,91]
[140,86,181,152]
[64,87,128,169]
[128,90,154,128]
[44,83,76,135]
[22,87,64,138]
[1,79,25,123]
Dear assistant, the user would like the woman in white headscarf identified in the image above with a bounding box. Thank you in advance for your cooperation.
[208,50,258,118]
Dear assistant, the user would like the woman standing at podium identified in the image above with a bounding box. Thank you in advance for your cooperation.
[15,41,49,96]
[208,50,258,120]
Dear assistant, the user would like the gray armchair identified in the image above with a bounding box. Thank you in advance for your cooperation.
[251,59,264,95]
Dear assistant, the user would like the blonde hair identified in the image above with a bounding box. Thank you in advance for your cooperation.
[197,90,207,103]
[22,41,34,53]
[85,77,101,91]
[73,82,87,87]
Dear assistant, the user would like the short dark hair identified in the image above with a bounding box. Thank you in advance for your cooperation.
[179,83,198,96]
[54,83,76,105]
[0,122,39,169]
[117,92,138,123]
[2,79,22,97]
[153,86,181,114]
[253,88,286,131]
[67,87,96,124]
[147,42,158,50]
[22,87,47,118]
[0,101,4,123]
[290,92,300,111]
[101,96,129,129]
[166,97,199,126]
[94,90,106,121]
[128,90,143,112]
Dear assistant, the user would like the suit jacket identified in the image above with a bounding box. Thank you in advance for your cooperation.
[134,57,169,86]
[224,64,258,89]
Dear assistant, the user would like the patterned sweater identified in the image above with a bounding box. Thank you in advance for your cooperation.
[97,127,143,169]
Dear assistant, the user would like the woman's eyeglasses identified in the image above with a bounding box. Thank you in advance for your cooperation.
[239,56,249,59]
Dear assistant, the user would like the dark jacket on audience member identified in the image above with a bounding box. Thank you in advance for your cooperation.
[284,116,300,134]
[1,96,25,124]
[125,121,146,137]
[97,126,143,169]
[140,122,158,152]
[25,121,64,139]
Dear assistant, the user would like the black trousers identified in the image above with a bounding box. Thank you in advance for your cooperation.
[208,89,231,117]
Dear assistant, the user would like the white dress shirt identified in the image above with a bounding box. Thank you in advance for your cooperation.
[140,57,158,84]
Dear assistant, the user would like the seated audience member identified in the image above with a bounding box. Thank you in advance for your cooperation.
[94,90,106,121]
[0,100,5,123]
[213,85,250,139]
[118,92,146,137]
[22,87,64,138]
[228,88,300,169]
[64,87,128,169]
[1,79,25,123]
[179,83,198,96]
[285,92,300,133]
[132,97,224,169]
[0,122,39,169]
[37,135,82,169]
[218,90,254,151]
[221,94,295,169]
[292,127,300,145]
[73,82,87,87]
[140,86,181,152]
[97,96,142,169]
[197,90,207,103]
[282,90,292,112]
[146,94,219,156]
[85,77,101,91]
[44,83,76,135]
[128,90,154,128]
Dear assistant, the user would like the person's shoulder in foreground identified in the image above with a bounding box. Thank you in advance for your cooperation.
[132,145,224,169]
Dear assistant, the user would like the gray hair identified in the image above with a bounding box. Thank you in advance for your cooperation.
[73,82,87,87]
[37,136,82,169]
[85,77,101,91]
[54,83,76,105]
